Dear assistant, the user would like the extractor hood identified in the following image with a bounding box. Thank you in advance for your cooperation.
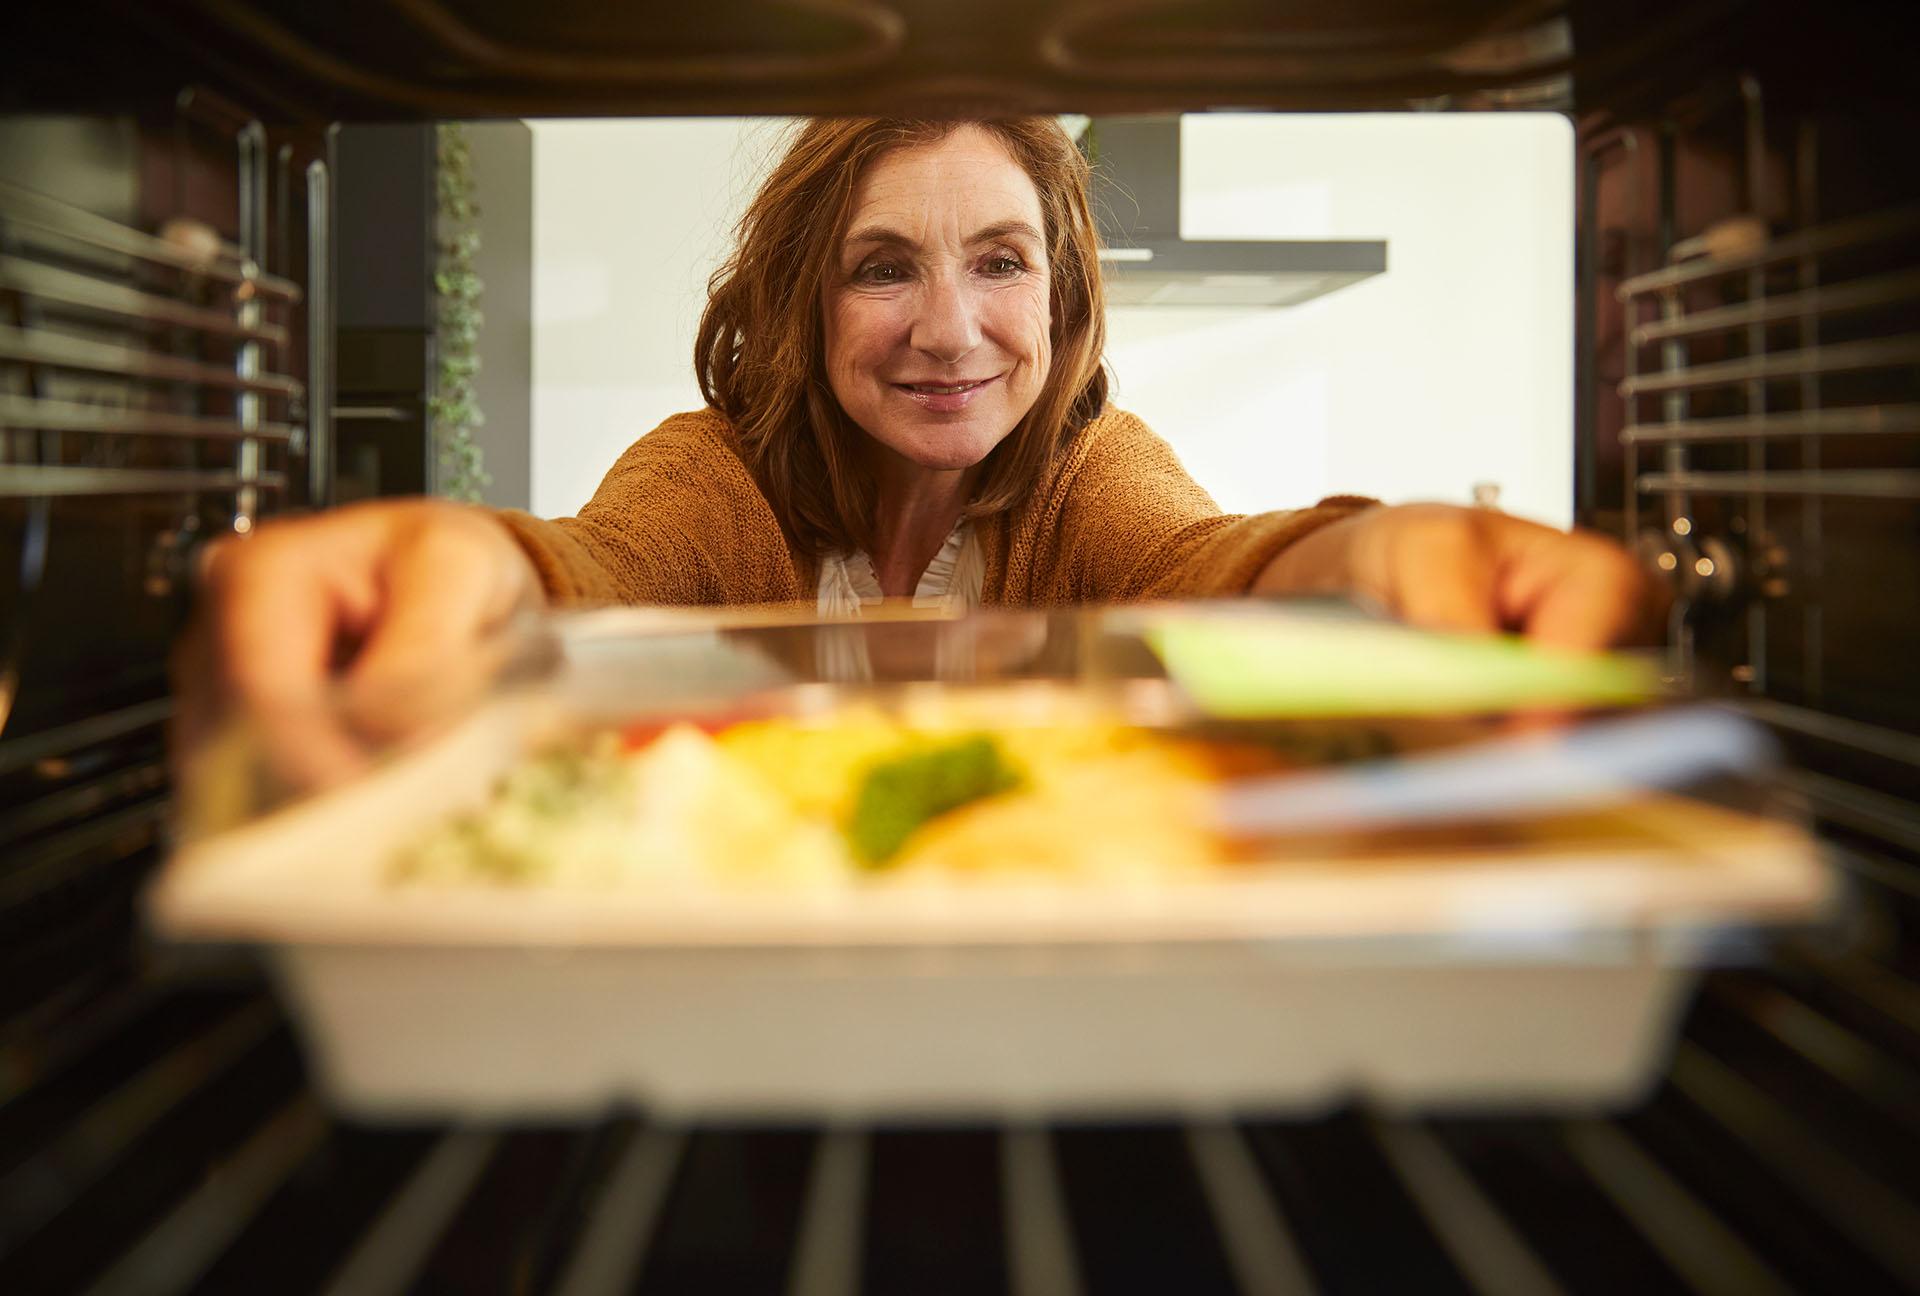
[1085,116,1387,308]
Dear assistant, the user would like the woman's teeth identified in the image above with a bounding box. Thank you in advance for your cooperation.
[904,379,986,393]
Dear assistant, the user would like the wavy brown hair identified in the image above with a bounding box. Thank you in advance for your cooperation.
[696,118,1110,556]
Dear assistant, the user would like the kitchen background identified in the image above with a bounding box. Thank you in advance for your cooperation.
[459,113,1574,527]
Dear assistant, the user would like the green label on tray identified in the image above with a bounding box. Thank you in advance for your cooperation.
[1145,616,1661,717]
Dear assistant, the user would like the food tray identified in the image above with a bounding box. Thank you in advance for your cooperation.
[151,606,1833,1120]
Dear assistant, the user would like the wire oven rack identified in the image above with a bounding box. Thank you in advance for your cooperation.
[0,144,313,525]
[0,821,1917,1295]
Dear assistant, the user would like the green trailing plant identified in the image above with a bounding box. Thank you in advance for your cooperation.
[431,122,491,503]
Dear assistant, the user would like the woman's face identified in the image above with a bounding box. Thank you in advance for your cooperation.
[822,126,1052,473]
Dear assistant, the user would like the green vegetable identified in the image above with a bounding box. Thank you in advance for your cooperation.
[1147,615,1660,718]
[845,734,1024,867]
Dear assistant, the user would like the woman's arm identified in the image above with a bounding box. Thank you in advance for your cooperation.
[495,410,803,607]
[172,411,802,789]
[1026,411,1373,601]
[1037,412,1660,646]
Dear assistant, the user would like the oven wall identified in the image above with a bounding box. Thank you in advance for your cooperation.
[1,103,329,1014]
[1573,0,1920,865]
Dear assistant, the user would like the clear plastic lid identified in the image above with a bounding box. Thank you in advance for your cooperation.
[156,598,1834,953]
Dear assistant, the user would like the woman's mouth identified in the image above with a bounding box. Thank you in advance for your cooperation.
[892,375,1000,412]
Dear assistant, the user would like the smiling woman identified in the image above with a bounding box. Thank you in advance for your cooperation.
[181,115,1661,785]
[697,119,1105,599]
[494,116,1389,614]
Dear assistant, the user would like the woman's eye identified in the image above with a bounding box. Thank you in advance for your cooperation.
[982,254,1025,277]
[856,261,904,285]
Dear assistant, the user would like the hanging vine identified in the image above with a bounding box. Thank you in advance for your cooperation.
[431,122,491,502]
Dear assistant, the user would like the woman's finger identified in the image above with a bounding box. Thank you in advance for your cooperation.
[342,510,536,746]
[1521,564,1652,650]
[1378,510,1502,636]
[1494,525,1662,651]
[198,526,380,791]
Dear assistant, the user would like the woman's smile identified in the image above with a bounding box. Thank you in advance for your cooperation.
[891,374,1002,412]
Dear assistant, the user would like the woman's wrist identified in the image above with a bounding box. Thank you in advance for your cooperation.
[1250,508,1375,598]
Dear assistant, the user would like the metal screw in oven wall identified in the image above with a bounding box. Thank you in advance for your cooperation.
[1693,536,1740,602]
[1635,529,1739,603]
[145,514,204,599]
[1637,529,1681,581]
[1753,539,1791,598]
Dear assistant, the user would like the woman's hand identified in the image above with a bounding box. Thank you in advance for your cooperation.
[1255,504,1666,650]
[173,499,544,789]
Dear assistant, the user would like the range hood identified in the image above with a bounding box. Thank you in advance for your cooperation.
[1085,117,1387,308]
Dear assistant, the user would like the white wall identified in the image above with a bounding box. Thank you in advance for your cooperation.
[1108,113,1574,526]
[529,118,790,518]
[530,114,1573,527]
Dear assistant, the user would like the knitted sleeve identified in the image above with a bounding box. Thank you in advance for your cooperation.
[1022,410,1376,602]
[491,411,802,607]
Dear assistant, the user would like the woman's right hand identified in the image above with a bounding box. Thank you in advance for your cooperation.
[174,499,545,790]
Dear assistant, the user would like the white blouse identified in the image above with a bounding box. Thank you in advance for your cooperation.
[815,521,985,615]
[812,522,987,681]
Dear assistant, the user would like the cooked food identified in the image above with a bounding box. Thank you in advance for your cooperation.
[392,726,847,888]
[845,735,1025,866]
[391,701,1265,888]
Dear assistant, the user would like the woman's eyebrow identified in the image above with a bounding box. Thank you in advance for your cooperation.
[842,219,1043,250]
[967,219,1043,246]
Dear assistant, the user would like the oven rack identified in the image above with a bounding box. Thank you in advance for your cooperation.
[1619,201,1920,515]
[0,853,1917,1296]
[0,176,308,518]
[3,680,1919,1296]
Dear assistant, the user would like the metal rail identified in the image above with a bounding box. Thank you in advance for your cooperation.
[1617,334,1920,398]
[1634,469,1920,499]
[0,324,303,397]
[0,395,294,442]
[305,156,332,498]
[315,1130,501,1296]
[0,466,289,499]
[0,697,170,777]
[2,946,1920,1294]
[77,1097,327,1296]
[1617,203,1920,300]
[0,179,301,303]
[1733,697,1920,769]
[0,257,289,345]
[0,758,167,848]
[1621,403,1920,444]
[1629,266,1920,346]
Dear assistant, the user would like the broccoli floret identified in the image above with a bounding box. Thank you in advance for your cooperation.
[845,734,1023,867]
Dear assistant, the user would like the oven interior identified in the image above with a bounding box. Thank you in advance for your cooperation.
[3,1,1918,1291]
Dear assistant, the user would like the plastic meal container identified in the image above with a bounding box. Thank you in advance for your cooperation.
[150,605,1834,1121]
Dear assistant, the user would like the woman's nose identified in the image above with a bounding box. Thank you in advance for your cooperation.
[909,272,982,365]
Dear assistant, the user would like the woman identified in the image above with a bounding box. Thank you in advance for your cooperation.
[192,117,1657,768]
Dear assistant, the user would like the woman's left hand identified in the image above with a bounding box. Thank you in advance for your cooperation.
[1255,504,1668,650]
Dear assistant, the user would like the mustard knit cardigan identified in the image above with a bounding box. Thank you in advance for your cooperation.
[496,407,1373,607]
